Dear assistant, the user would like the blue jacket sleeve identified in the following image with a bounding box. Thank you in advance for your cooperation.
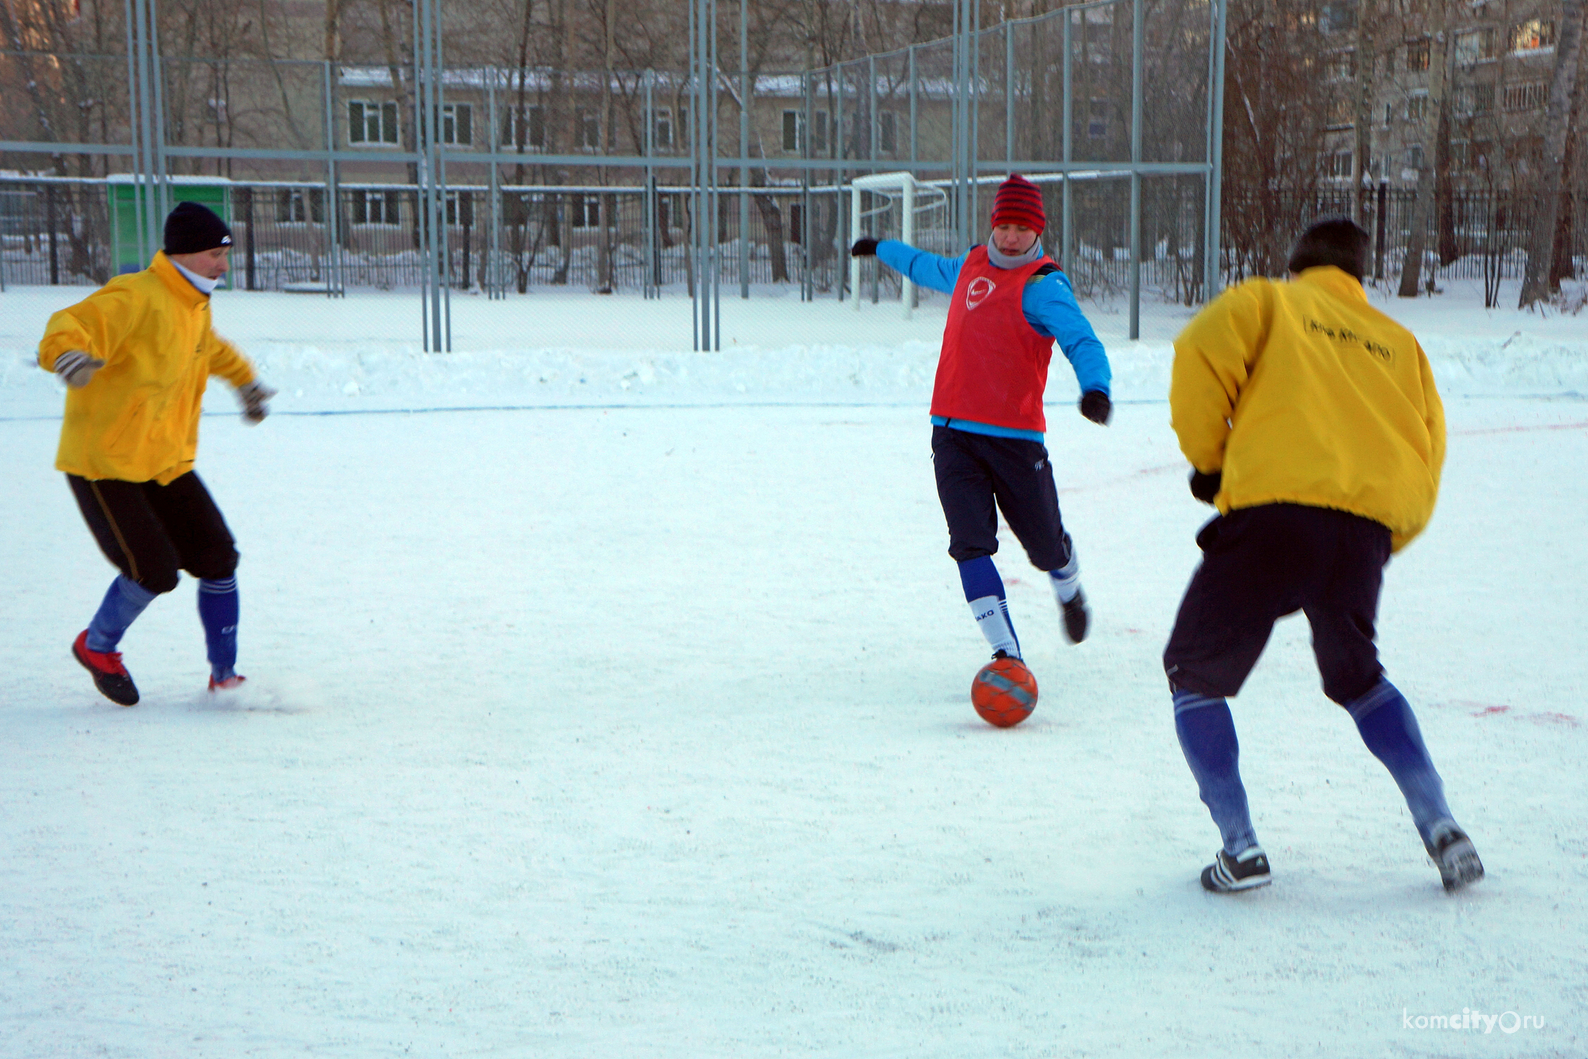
[1022,272,1111,396]
[874,240,964,295]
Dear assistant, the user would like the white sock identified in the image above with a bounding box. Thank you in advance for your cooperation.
[969,595,1020,658]
[1049,552,1081,604]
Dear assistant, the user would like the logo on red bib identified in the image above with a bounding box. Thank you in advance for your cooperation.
[965,276,996,310]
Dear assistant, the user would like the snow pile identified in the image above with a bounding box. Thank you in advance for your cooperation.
[2,278,1583,419]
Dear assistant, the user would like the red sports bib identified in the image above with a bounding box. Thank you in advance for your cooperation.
[930,246,1057,432]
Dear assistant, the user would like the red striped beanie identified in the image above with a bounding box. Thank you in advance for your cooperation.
[990,174,1045,234]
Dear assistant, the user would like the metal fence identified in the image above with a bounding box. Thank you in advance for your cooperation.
[3,0,1226,342]
[8,176,1577,305]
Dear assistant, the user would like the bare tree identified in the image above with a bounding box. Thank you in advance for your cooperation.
[1519,0,1585,309]
[1397,3,1452,297]
[1218,0,1333,279]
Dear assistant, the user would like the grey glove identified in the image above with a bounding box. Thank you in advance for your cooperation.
[238,380,277,424]
[53,350,105,389]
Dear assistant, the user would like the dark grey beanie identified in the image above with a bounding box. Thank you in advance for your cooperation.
[163,201,233,255]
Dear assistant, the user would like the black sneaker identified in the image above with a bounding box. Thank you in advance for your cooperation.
[1200,846,1271,892]
[1426,822,1484,892]
[1060,587,1089,644]
[73,630,139,706]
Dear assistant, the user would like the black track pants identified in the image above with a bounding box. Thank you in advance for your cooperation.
[68,472,238,595]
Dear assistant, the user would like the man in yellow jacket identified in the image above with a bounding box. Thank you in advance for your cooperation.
[1164,218,1483,894]
[37,202,275,705]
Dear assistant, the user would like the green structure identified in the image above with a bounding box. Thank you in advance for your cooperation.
[108,176,232,285]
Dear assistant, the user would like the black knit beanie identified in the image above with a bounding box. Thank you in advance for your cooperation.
[163,201,233,255]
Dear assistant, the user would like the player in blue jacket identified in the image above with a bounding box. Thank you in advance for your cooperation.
[853,174,1111,662]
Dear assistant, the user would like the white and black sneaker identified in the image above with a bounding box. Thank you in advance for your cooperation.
[1200,846,1271,892]
[1426,821,1484,892]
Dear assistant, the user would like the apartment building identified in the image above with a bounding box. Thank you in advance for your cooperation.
[1317,0,1572,190]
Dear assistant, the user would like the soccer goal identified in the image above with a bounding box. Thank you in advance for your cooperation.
[848,172,954,320]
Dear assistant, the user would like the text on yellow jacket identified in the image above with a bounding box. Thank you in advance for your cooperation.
[37,251,257,485]
[1170,265,1446,551]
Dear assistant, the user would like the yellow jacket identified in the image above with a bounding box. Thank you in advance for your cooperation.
[1170,266,1445,551]
[37,252,256,485]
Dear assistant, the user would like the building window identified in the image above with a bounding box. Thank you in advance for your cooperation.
[1456,83,1495,116]
[653,108,674,150]
[1449,140,1493,171]
[570,194,603,228]
[1324,149,1353,179]
[789,201,803,244]
[1455,27,1498,65]
[578,111,601,150]
[1383,102,1392,126]
[348,100,399,145]
[1404,144,1425,170]
[435,103,472,146]
[502,191,547,228]
[444,191,473,226]
[352,189,400,224]
[275,188,323,223]
[1088,99,1109,139]
[1325,50,1355,82]
[1406,94,1428,123]
[501,105,545,150]
[1504,81,1547,111]
[782,109,803,152]
[878,110,897,154]
[812,111,829,154]
[1320,1,1356,34]
[1327,96,1354,128]
[1509,19,1555,53]
[1405,38,1430,72]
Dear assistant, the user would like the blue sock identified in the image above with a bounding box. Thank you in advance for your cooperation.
[1348,680,1452,847]
[86,575,157,653]
[1174,689,1259,856]
[957,555,1020,658]
[198,576,240,681]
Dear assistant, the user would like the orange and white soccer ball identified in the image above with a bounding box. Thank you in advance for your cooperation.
[971,655,1038,727]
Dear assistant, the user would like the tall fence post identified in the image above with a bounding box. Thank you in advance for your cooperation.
[1063,8,1073,277]
[322,60,344,298]
[739,0,750,300]
[1205,0,1226,300]
[1006,19,1015,165]
[1375,179,1389,280]
[1129,0,1143,340]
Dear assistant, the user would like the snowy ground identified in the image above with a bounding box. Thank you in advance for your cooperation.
[1,279,1585,1057]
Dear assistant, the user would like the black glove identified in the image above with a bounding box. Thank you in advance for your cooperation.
[1078,390,1112,425]
[1189,469,1222,505]
[238,379,277,424]
[850,237,879,257]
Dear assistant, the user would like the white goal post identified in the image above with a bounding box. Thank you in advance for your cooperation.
[849,171,919,320]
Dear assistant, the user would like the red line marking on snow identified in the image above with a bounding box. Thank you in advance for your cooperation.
[1470,705,1512,717]
[1454,421,1588,437]
[1529,712,1581,728]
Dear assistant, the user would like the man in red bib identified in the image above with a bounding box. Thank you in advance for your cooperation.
[853,174,1112,663]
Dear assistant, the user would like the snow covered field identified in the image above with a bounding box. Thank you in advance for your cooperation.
[1,280,1585,1057]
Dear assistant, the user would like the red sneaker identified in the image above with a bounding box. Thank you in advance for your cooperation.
[72,630,139,706]
[208,674,247,692]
